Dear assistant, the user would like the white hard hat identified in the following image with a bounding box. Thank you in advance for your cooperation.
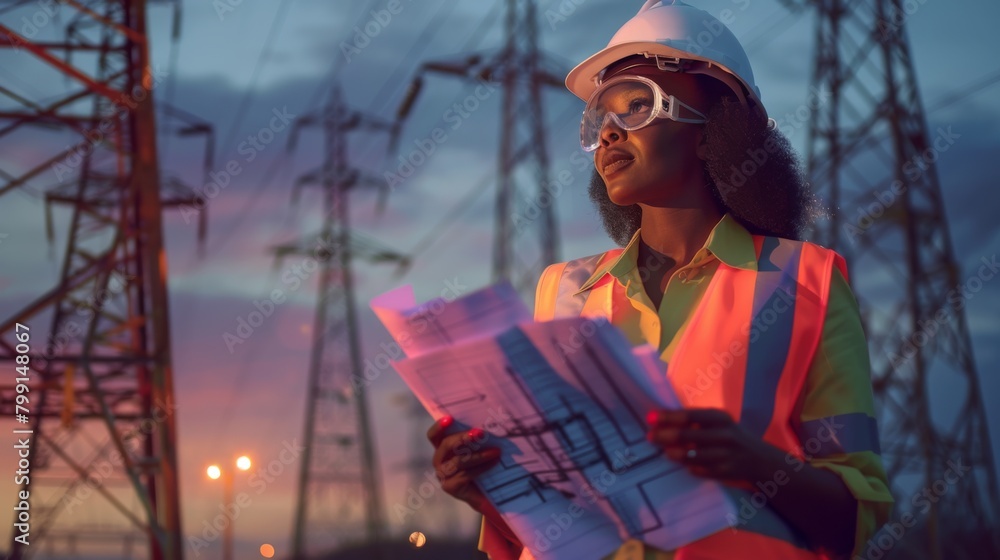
[565,0,766,117]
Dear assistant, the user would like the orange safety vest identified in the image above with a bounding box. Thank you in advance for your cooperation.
[535,234,848,560]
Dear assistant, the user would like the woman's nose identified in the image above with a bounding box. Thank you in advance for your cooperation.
[599,114,626,147]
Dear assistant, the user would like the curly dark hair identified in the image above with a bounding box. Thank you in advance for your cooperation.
[588,74,824,246]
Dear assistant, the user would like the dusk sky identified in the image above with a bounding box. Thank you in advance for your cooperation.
[1,0,999,558]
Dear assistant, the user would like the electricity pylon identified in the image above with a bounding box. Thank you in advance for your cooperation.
[281,84,406,559]
[779,1,1000,557]
[396,0,564,294]
[0,1,191,558]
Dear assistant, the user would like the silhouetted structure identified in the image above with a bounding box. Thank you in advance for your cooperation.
[396,0,565,294]
[0,0,190,558]
[282,84,406,559]
[780,0,1000,557]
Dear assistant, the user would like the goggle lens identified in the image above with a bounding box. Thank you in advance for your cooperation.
[581,79,665,151]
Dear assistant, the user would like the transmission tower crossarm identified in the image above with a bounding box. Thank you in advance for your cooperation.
[394,53,495,122]
[0,24,127,102]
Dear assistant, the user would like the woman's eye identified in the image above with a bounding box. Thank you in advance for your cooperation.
[628,99,650,114]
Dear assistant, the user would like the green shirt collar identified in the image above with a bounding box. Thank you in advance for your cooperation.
[574,213,758,295]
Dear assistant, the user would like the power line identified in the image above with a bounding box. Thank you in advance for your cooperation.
[206,1,564,452]
[744,9,802,55]
[348,0,479,160]
[204,0,386,260]
[364,0,462,114]
[217,0,295,153]
[398,98,582,279]
[301,0,386,111]
[927,66,1000,113]
[206,0,390,450]
[204,149,294,255]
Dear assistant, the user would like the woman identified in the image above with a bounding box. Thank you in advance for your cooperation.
[428,2,893,559]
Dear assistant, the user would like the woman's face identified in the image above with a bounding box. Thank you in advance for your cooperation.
[592,62,710,207]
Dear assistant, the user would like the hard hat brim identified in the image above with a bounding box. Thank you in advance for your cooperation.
[565,41,764,111]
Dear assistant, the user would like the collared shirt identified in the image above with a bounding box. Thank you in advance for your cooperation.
[481,213,893,560]
[572,213,762,365]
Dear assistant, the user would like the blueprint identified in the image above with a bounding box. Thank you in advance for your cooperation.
[371,282,737,560]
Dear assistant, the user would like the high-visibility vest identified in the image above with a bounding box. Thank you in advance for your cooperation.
[534,234,849,560]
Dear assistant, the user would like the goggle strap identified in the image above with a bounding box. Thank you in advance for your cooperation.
[663,95,707,124]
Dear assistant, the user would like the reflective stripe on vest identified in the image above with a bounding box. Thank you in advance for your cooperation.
[534,249,623,322]
[539,235,849,559]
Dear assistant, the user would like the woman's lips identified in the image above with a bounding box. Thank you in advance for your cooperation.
[603,157,635,177]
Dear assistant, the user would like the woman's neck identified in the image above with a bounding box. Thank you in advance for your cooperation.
[637,205,724,270]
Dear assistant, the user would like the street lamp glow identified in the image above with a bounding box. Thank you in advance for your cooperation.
[409,531,427,548]
[236,456,251,470]
[207,465,221,480]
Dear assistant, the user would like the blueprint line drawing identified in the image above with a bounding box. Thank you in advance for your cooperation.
[372,282,737,560]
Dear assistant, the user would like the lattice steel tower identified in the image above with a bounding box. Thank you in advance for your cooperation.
[282,85,404,558]
[0,0,190,558]
[397,0,564,293]
[779,1,1000,557]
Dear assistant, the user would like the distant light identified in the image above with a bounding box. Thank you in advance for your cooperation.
[408,531,427,548]
[236,456,252,471]
[207,465,221,480]
[260,543,275,558]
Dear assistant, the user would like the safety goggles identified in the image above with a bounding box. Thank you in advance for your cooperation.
[579,74,708,152]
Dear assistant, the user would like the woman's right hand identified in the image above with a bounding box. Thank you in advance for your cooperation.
[427,415,502,513]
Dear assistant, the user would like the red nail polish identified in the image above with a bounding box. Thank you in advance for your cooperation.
[468,428,485,440]
[646,411,659,425]
[439,416,453,428]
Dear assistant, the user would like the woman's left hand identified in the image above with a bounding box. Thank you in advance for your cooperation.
[646,408,775,482]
